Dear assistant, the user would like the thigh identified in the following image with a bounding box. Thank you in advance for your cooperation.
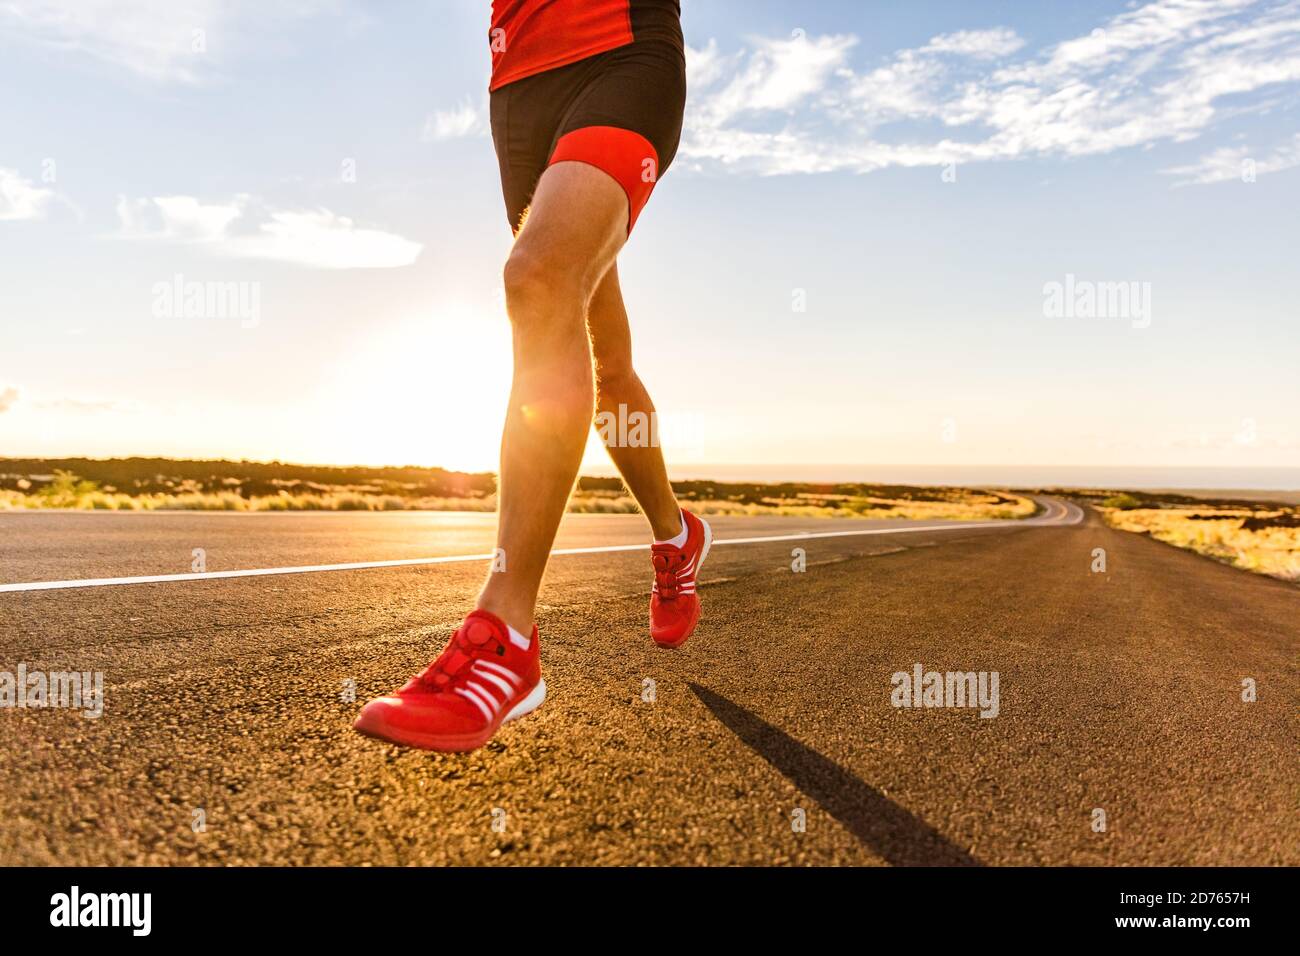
[513,161,629,298]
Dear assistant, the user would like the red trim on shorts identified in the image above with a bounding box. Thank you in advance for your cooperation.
[547,126,660,233]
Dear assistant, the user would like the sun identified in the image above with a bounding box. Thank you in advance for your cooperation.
[317,303,513,471]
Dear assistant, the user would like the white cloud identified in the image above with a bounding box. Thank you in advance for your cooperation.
[422,100,486,141]
[236,209,423,269]
[680,0,1300,176]
[0,0,338,83]
[115,194,241,240]
[1163,132,1300,183]
[847,50,946,121]
[115,194,422,269]
[0,168,56,221]
[694,32,858,126]
[685,38,734,91]
[0,385,20,413]
[921,28,1025,59]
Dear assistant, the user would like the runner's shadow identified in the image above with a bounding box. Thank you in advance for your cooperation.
[689,683,983,866]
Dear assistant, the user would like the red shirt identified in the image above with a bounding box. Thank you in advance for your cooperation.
[489,0,679,91]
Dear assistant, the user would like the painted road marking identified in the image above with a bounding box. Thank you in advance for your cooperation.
[0,500,1083,593]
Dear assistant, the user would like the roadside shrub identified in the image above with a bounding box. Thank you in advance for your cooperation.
[1101,493,1143,510]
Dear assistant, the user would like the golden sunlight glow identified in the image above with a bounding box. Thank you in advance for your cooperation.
[313,303,512,471]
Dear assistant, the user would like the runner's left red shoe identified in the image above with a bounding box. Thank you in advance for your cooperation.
[649,510,712,648]
[353,609,544,752]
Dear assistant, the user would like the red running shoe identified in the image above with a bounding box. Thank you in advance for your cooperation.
[649,510,712,648]
[353,609,544,752]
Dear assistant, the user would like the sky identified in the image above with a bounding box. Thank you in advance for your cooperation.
[1,0,1298,478]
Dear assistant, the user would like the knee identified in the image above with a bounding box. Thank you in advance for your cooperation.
[502,247,545,313]
[502,243,584,326]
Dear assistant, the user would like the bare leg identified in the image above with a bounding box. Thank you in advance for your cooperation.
[476,162,629,636]
[587,263,683,541]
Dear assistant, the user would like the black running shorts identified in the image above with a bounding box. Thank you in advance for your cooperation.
[488,28,686,235]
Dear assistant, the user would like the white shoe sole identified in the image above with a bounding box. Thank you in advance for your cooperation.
[698,516,712,573]
[503,678,546,723]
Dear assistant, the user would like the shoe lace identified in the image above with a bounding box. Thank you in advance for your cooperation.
[416,624,505,692]
[653,547,685,601]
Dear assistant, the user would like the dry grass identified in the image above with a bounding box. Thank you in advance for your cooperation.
[0,488,496,513]
[0,478,1036,522]
[1103,507,1300,582]
[654,495,1036,521]
[568,486,1036,521]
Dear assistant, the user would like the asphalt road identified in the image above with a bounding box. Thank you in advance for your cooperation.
[1,499,1295,866]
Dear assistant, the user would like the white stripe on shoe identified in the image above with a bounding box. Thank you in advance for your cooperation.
[455,670,539,727]
[474,659,522,686]
[463,682,499,714]
[472,666,517,699]
[454,687,494,721]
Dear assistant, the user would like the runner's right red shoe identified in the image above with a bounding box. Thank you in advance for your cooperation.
[649,509,712,648]
[353,609,544,752]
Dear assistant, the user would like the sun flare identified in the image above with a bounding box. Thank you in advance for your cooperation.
[317,304,512,471]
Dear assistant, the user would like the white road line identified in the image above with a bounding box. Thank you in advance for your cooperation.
[0,499,1081,593]
[710,520,998,546]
